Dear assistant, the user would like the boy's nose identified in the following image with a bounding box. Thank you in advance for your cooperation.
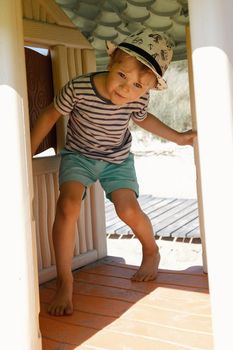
[120,82,130,91]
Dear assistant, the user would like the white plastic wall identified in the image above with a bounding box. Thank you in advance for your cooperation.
[0,1,41,349]
[189,1,233,348]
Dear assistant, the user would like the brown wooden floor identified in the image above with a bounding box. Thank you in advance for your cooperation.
[39,256,213,350]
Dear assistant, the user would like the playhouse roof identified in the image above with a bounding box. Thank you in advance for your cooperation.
[54,0,189,70]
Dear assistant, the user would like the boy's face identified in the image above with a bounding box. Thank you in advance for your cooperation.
[105,53,156,105]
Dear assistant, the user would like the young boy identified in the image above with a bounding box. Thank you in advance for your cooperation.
[31,29,196,316]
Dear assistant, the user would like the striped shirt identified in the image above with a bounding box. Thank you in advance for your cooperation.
[54,72,149,164]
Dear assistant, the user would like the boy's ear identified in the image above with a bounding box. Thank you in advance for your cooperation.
[106,41,116,70]
[106,40,116,56]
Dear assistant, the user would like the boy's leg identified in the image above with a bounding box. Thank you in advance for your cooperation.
[48,181,85,316]
[111,188,160,281]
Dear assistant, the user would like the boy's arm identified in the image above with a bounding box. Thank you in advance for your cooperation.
[30,102,62,156]
[133,112,196,146]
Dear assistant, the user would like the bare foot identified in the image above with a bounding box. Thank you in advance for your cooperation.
[131,251,160,282]
[48,276,73,316]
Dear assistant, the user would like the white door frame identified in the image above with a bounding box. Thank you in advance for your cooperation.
[189,1,233,348]
[0,1,41,349]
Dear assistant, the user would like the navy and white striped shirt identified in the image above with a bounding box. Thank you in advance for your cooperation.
[54,72,149,164]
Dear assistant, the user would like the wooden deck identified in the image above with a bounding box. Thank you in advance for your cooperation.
[39,256,213,350]
[105,195,200,239]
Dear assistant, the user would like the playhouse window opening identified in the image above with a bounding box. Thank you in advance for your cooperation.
[25,46,56,158]
[25,46,49,56]
[33,148,56,158]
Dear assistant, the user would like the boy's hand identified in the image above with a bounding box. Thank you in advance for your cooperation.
[177,130,197,146]
[31,103,61,156]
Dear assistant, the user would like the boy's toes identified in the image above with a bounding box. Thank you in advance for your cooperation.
[47,300,73,316]
[64,304,73,315]
[131,271,156,282]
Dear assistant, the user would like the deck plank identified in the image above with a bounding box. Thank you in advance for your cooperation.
[40,287,131,318]
[75,264,208,290]
[105,195,200,238]
[157,208,198,237]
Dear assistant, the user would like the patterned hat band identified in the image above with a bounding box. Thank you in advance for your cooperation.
[118,42,162,77]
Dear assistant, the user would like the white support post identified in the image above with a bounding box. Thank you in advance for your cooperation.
[189,1,233,349]
[186,26,208,273]
[0,1,41,350]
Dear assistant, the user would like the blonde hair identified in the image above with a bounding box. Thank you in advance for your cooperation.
[110,49,149,72]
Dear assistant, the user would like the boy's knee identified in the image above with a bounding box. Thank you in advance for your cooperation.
[57,194,81,219]
[116,204,139,223]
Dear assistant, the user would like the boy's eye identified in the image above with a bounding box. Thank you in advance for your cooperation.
[134,82,142,89]
[118,72,126,79]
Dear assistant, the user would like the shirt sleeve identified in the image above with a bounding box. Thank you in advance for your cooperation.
[54,79,79,115]
[131,92,149,122]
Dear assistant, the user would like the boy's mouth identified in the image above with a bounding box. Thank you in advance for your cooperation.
[114,90,127,99]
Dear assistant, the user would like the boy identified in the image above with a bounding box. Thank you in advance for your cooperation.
[31,29,196,316]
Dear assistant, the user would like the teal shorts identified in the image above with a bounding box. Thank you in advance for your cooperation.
[59,149,139,201]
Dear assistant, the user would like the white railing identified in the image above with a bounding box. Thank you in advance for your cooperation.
[32,155,106,284]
